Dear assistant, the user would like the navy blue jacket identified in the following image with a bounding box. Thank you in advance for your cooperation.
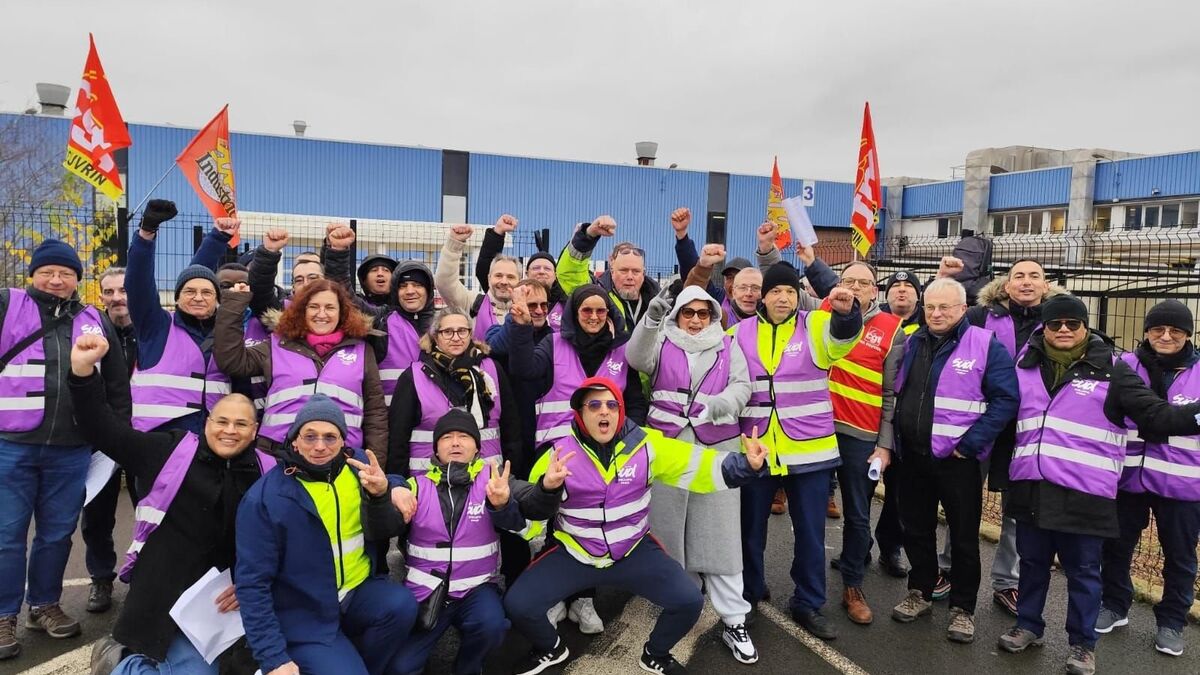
[893,317,1019,459]
[234,449,400,673]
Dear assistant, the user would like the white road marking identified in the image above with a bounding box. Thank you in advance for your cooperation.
[16,641,93,675]
[757,602,870,675]
[562,597,719,673]
[60,578,92,588]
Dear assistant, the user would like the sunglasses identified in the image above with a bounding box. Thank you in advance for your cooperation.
[1045,319,1084,332]
[298,432,341,447]
[679,308,712,320]
[579,307,609,318]
[526,301,549,312]
[613,246,646,258]
[584,399,620,411]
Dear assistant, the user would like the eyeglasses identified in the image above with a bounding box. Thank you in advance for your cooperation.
[179,288,216,299]
[584,400,620,411]
[437,327,471,339]
[526,302,549,312]
[839,278,875,289]
[613,246,646,258]
[1045,319,1084,332]
[924,303,964,314]
[733,284,762,294]
[579,307,608,318]
[1147,326,1188,339]
[679,308,712,320]
[298,432,341,446]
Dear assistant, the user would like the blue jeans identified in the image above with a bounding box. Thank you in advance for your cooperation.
[112,632,217,675]
[740,469,832,613]
[834,435,876,588]
[0,439,91,615]
[392,583,508,675]
[1016,521,1103,648]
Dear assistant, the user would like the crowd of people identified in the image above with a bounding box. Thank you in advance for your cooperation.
[0,199,1197,675]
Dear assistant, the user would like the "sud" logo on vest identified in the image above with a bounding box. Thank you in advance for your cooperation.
[1172,393,1200,406]
[616,463,637,484]
[466,501,485,522]
[951,358,976,375]
[80,323,104,336]
[1071,379,1100,397]
[336,350,358,366]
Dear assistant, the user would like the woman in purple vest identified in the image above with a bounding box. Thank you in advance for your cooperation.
[213,280,389,465]
[1098,300,1200,657]
[627,284,758,664]
[389,408,567,675]
[68,334,270,674]
[997,295,1200,675]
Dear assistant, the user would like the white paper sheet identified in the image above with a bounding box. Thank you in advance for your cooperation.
[782,196,819,247]
[168,567,245,664]
[83,453,117,506]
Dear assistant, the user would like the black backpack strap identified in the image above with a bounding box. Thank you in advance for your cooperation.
[470,293,486,318]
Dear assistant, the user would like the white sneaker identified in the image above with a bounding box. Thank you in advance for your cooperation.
[568,597,605,634]
[722,623,759,664]
[547,601,567,625]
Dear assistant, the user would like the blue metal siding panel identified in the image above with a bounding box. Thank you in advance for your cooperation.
[988,167,1070,210]
[467,154,708,277]
[126,124,442,221]
[900,180,963,218]
[1094,152,1200,202]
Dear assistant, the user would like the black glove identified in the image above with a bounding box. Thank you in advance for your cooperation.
[667,279,684,299]
[140,199,178,233]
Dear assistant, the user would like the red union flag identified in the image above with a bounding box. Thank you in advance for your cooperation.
[176,106,239,245]
[63,34,131,200]
[766,157,792,249]
[850,102,881,257]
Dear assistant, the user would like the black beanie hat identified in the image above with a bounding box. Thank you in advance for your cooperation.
[1040,294,1089,326]
[28,239,83,279]
[433,408,482,449]
[174,265,220,301]
[527,251,556,269]
[761,262,801,297]
[885,270,923,296]
[1145,299,1194,336]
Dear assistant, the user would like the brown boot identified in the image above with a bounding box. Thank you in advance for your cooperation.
[827,496,842,519]
[842,587,873,625]
[771,488,787,515]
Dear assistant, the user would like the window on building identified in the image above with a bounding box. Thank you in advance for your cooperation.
[1050,210,1067,233]
[1182,202,1198,228]
[1125,206,1142,230]
[1144,205,1160,228]
[1162,203,1180,227]
[1093,206,1111,232]
[937,217,962,238]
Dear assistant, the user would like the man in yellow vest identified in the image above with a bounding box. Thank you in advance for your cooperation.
[732,261,861,640]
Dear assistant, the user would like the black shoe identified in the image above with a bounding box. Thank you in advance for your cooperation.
[640,643,687,673]
[87,580,114,614]
[792,608,838,641]
[880,551,909,578]
[513,637,569,675]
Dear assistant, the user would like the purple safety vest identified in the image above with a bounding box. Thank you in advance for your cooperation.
[244,316,270,411]
[647,337,741,445]
[553,431,653,563]
[535,333,628,444]
[130,318,231,432]
[472,293,499,343]
[259,336,368,447]
[1118,353,1200,501]
[547,301,564,332]
[120,432,276,582]
[0,290,104,432]
[894,325,994,460]
[734,314,834,442]
[983,311,1036,359]
[376,312,421,407]
[720,297,738,330]
[404,466,501,601]
[1009,354,1126,498]
[408,359,504,475]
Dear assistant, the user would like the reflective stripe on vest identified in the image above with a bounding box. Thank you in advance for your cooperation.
[408,359,504,476]
[825,306,901,435]
[260,337,368,447]
[130,317,231,432]
[1009,354,1126,498]
[378,312,421,407]
[894,325,993,459]
[1119,353,1200,500]
[120,434,275,582]
[243,317,270,411]
[0,291,104,432]
[647,337,740,445]
[404,463,501,602]
[535,333,628,445]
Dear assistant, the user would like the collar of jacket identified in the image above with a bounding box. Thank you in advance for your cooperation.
[756,307,798,327]
[571,419,646,460]
[1019,332,1113,371]
[26,286,80,315]
[912,314,971,343]
[425,458,483,486]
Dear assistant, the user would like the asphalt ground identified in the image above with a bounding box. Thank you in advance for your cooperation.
[5,492,1199,675]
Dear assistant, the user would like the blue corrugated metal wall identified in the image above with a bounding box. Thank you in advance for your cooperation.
[988,167,1070,210]
[1094,152,1200,202]
[900,180,963,217]
[467,153,709,276]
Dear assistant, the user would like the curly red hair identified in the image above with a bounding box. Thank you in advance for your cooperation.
[274,279,370,341]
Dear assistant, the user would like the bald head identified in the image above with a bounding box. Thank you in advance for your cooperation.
[204,394,259,458]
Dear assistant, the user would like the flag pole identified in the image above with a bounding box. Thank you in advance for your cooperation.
[128,162,176,216]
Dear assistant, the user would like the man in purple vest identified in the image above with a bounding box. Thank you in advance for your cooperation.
[69,333,269,674]
[1098,301,1200,657]
[889,278,1018,644]
[0,240,130,661]
[435,219,520,340]
[473,215,568,330]
[996,295,1200,675]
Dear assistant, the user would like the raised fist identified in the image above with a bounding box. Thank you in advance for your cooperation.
[494,214,518,235]
[796,244,816,266]
[263,228,290,253]
[828,286,856,315]
[669,208,691,239]
[140,199,178,233]
[71,334,110,376]
[587,216,617,238]
[938,256,965,278]
[698,243,726,269]
[214,217,241,236]
[327,225,356,251]
[449,224,474,243]
[756,221,778,253]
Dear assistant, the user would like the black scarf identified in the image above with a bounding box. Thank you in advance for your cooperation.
[423,347,496,419]
[1136,341,1195,398]
[282,445,349,483]
[572,327,615,377]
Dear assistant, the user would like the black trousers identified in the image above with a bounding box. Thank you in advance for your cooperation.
[875,460,904,556]
[896,452,983,613]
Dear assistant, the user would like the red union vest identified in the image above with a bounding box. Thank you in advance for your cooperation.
[822,302,902,435]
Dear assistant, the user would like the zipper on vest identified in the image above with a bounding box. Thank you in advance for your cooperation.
[330,474,345,591]
[444,482,457,595]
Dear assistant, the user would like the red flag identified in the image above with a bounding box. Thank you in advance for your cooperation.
[176,106,239,246]
[850,102,881,257]
[63,34,131,200]
[767,157,792,249]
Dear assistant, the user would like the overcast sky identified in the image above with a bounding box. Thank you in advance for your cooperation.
[3,0,1199,182]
